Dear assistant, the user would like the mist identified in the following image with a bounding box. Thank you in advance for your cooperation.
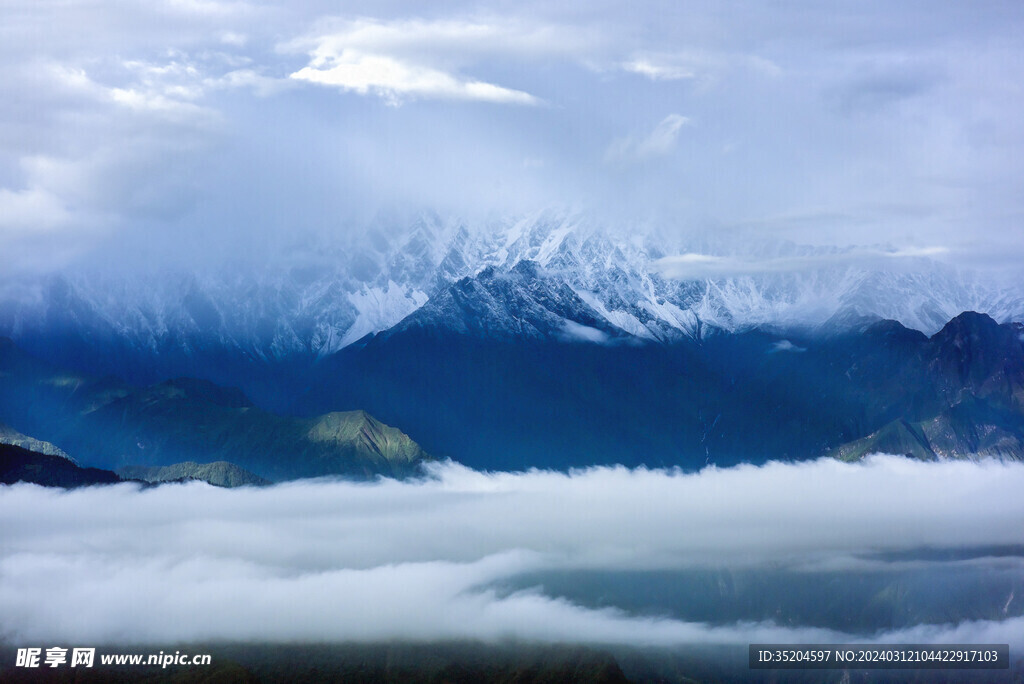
[1,456,1021,646]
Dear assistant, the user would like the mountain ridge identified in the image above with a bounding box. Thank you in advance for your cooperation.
[303,309,1024,470]
[2,212,1022,407]
[118,461,271,487]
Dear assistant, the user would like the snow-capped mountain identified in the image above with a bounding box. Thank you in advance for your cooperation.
[3,209,1024,470]
[1,208,1021,370]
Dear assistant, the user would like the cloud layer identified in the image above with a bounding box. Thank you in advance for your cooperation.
[2,1,1024,275]
[1,456,1022,646]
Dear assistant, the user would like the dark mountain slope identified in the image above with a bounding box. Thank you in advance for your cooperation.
[0,338,429,481]
[302,286,1024,469]
[0,443,121,487]
[928,311,1024,406]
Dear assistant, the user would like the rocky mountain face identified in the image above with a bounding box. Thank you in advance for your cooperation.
[827,313,1024,461]
[382,260,630,343]
[1,211,1020,409]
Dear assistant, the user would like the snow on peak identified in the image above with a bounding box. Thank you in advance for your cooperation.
[1,208,1021,360]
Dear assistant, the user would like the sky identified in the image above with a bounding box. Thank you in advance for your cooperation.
[2,456,1023,646]
[1,1,1023,274]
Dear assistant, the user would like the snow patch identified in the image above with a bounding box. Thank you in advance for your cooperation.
[637,297,701,339]
[5,209,1024,360]
[534,219,576,265]
[339,282,428,349]
[573,289,654,340]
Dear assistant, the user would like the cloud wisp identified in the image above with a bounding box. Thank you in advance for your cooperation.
[605,114,690,163]
[0,456,1022,646]
[653,246,951,280]
[284,17,567,105]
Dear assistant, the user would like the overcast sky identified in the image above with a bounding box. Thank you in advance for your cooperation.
[2,0,1023,272]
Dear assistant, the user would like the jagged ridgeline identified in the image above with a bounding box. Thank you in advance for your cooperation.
[2,209,1023,476]
[0,338,429,482]
[2,212,1023,414]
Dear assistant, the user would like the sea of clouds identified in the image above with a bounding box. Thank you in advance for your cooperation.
[1,456,1022,646]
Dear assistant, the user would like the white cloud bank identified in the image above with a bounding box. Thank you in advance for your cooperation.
[1,456,1022,646]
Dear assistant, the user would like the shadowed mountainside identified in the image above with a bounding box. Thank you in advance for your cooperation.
[301,306,1024,471]
[2,303,1022,475]
[0,338,430,481]
[0,443,121,487]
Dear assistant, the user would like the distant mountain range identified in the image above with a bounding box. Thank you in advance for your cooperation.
[118,461,270,487]
[0,212,1022,476]
[1,211,1021,410]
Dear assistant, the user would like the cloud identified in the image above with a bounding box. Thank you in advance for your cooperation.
[283,15,599,62]
[0,456,1022,646]
[623,58,696,81]
[284,18,561,105]
[622,51,781,81]
[769,339,805,353]
[0,1,1023,278]
[606,114,689,163]
[0,44,285,273]
[827,56,945,114]
[220,31,248,47]
[653,246,951,279]
[0,187,70,235]
[163,0,253,18]
[561,320,610,344]
[290,53,538,106]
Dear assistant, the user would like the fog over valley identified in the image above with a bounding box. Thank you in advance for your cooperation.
[1,457,1022,648]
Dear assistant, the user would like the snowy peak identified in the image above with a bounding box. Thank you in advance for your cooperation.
[385,260,627,344]
[1,209,1023,369]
